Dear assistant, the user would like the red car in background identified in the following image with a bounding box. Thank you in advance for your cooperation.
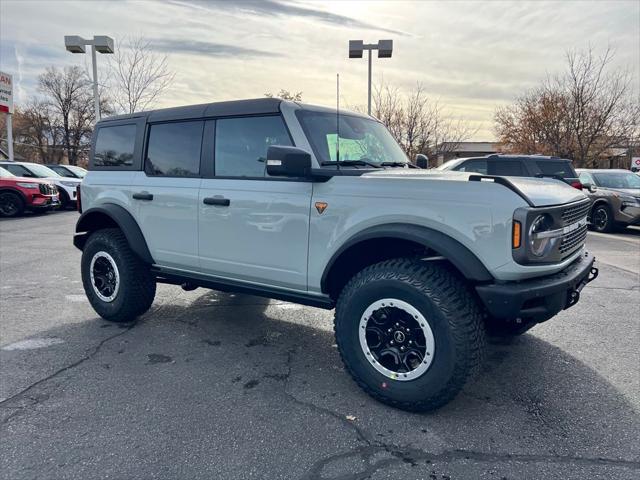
[0,166,60,217]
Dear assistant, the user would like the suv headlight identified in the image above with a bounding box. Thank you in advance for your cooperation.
[60,181,79,187]
[528,214,559,257]
[16,182,39,189]
[620,195,640,207]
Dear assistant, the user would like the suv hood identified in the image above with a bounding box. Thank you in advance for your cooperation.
[600,187,640,198]
[362,169,587,207]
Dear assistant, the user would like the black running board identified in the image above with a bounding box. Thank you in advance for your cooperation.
[151,267,335,309]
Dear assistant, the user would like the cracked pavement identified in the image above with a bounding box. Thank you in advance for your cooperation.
[1,212,639,479]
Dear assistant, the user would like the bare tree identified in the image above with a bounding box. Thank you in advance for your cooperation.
[371,81,478,161]
[264,89,303,101]
[109,36,175,114]
[38,66,97,165]
[496,46,638,168]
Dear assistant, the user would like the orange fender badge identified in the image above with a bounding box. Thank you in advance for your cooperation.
[315,202,328,214]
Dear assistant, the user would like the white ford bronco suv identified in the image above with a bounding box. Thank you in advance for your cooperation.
[74,98,598,411]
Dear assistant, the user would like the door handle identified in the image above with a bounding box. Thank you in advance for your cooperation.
[132,192,154,201]
[203,197,230,206]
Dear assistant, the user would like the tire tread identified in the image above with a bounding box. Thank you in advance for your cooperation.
[334,257,485,412]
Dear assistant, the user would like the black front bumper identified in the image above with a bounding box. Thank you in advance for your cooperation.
[476,252,598,323]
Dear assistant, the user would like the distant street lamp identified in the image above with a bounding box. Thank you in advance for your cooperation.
[348,39,393,116]
[64,35,114,121]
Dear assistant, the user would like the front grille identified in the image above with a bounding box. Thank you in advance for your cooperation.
[38,184,57,195]
[559,224,588,256]
[559,199,590,258]
[561,200,590,225]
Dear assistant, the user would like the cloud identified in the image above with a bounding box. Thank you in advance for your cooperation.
[167,0,408,36]
[149,38,283,58]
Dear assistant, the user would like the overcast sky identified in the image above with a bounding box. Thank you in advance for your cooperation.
[1,0,638,140]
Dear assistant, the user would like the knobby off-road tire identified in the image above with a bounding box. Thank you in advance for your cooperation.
[334,258,486,412]
[81,228,156,323]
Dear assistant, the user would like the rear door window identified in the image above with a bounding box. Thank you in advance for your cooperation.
[94,124,137,167]
[145,121,204,177]
[489,160,526,176]
[536,160,577,179]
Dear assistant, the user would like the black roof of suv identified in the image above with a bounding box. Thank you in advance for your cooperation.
[437,154,582,188]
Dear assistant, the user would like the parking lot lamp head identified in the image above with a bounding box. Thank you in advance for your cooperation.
[348,39,393,115]
[64,35,114,122]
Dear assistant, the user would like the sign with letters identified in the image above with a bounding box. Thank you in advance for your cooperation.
[0,71,13,114]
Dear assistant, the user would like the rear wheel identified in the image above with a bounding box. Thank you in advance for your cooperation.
[81,228,156,322]
[0,191,25,218]
[334,258,485,412]
[591,204,614,233]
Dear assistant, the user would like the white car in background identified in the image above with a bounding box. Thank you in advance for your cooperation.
[0,161,81,209]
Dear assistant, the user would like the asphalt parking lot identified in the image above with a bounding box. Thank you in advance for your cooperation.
[1,211,638,480]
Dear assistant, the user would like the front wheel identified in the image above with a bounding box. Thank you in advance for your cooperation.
[0,192,25,218]
[334,259,485,412]
[591,204,614,233]
[81,228,156,323]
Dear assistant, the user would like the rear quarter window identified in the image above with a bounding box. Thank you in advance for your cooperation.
[93,124,137,168]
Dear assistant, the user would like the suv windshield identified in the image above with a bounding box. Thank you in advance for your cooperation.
[297,110,408,167]
[25,164,61,178]
[67,165,87,177]
[593,171,640,189]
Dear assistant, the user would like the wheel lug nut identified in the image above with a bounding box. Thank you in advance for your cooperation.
[390,341,394,345]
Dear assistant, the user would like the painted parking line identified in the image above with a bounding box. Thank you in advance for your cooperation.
[65,294,87,302]
[2,337,65,351]
[588,231,640,245]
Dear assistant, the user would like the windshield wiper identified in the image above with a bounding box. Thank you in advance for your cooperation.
[321,160,381,168]
[380,161,416,168]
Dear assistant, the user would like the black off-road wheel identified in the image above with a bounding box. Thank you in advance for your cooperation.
[81,228,156,323]
[0,191,25,218]
[334,258,486,412]
[591,204,614,233]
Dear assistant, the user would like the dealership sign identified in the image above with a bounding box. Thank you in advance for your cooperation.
[0,71,13,114]
[632,157,640,171]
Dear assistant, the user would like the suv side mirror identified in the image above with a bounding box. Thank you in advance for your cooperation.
[582,182,597,193]
[267,146,312,178]
[415,154,429,169]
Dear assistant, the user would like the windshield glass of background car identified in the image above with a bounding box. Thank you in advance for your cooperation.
[67,165,87,177]
[0,166,15,178]
[26,164,61,178]
[593,172,640,189]
[297,111,408,165]
[50,166,75,177]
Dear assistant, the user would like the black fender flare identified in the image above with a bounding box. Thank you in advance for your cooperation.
[320,223,493,292]
[73,204,154,264]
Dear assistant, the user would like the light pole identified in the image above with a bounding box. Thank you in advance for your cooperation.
[64,35,114,122]
[348,39,393,116]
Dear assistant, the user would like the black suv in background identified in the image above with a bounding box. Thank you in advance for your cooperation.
[437,154,582,189]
